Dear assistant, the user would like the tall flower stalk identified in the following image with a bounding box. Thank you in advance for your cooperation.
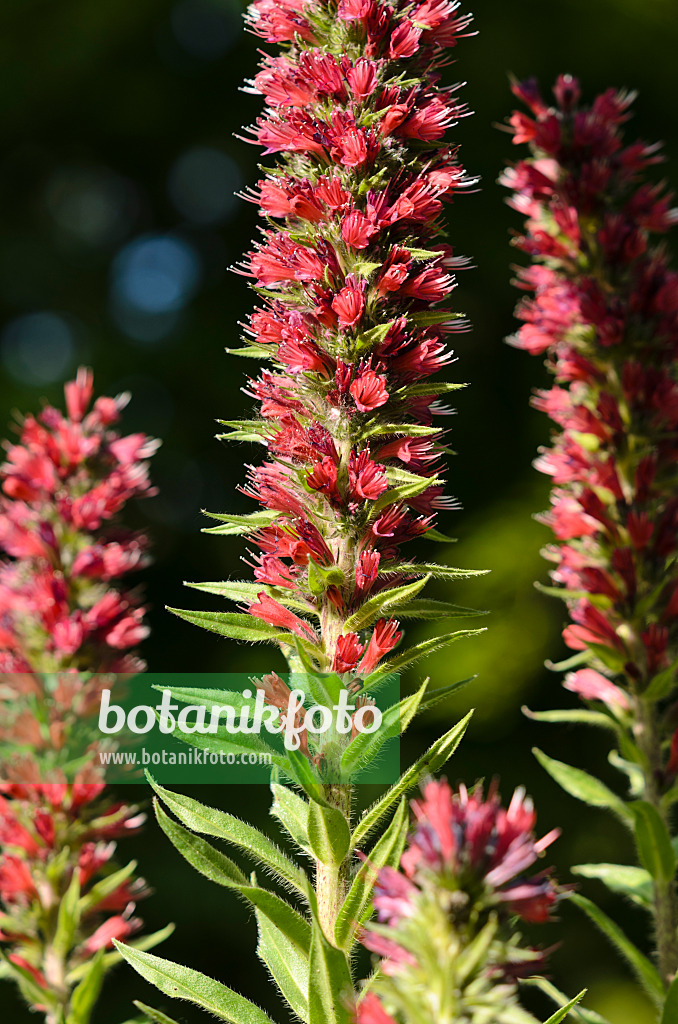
[0,370,166,1024]
[503,77,678,1008]
[109,3,541,1023]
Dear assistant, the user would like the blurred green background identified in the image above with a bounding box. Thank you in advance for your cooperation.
[1,0,676,1021]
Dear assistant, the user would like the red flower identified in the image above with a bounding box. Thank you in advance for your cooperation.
[350,370,389,412]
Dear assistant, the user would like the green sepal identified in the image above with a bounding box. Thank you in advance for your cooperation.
[114,944,277,1024]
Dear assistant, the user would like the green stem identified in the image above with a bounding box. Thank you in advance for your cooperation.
[635,696,678,985]
[316,781,353,945]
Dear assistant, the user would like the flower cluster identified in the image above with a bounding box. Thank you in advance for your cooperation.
[176,0,481,692]
[0,781,147,1019]
[355,779,560,1024]
[503,78,678,735]
[0,368,158,675]
[0,371,158,1021]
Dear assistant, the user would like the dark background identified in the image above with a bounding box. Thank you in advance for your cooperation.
[1,0,677,1021]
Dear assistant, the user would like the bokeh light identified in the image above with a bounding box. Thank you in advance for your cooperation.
[44,165,140,250]
[168,146,241,225]
[110,234,201,342]
[170,0,240,61]
[0,311,76,385]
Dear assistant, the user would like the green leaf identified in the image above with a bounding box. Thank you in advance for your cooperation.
[419,676,476,711]
[149,776,308,895]
[351,711,471,848]
[256,911,309,1022]
[133,1002,183,1024]
[308,923,352,1024]
[400,382,468,397]
[307,802,351,866]
[571,863,653,910]
[380,562,488,580]
[523,707,615,729]
[394,599,487,620]
[363,422,440,439]
[629,800,677,884]
[270,783,312,856]
[642,658,678,701]
[167,608,292,644]
[341,678,428,777]
[225,344,272,359]
[67,925,176,984]
[185,580,316,616]
[201,509,279,535]
[661,974,678,1024]
[543,992,586,1024]
[335,797,408,950]
[114,945,276,1024]
[154,800,311,953]
[526,978,611,1024]
[533,749,632,823]
[370,476,438,514]
[570,894,664,1005]
[363,629,486,686]
[68,950,105,1024]
[343,576,430,632]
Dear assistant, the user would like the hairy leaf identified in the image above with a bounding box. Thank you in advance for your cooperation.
[533,749,632,823]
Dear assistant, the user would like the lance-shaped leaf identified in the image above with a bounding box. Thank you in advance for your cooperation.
[167,608,292,645]
[570,894,664,1005]
[270,784,313,857]
[629,800,677,884]
[66,924,176,984]
[133,1002,183,1024]
[543,992,587,1024]
[343,576,430,632]
[148,776,308,895]
[525,979,611,1024]
[533,749,632,824]
[351,711,472,848]
[114,945,276,1024]
[308,923,352,1024]
[53,870,81,958]
[67,949,105,1024]
[341,678,428,777]
[523,707,615,730]
[571,863,653,910]
[363,628,486,688]
[201,509,279,535]
[256,910,309,1022]
[394,599,487,620]
[419,676,476,712]
[370,476,439,516]
[155,800,311,953]
[335,797,408,951]
[307,801,351,866]
[380,562,488,580]
[185,580,317,616]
